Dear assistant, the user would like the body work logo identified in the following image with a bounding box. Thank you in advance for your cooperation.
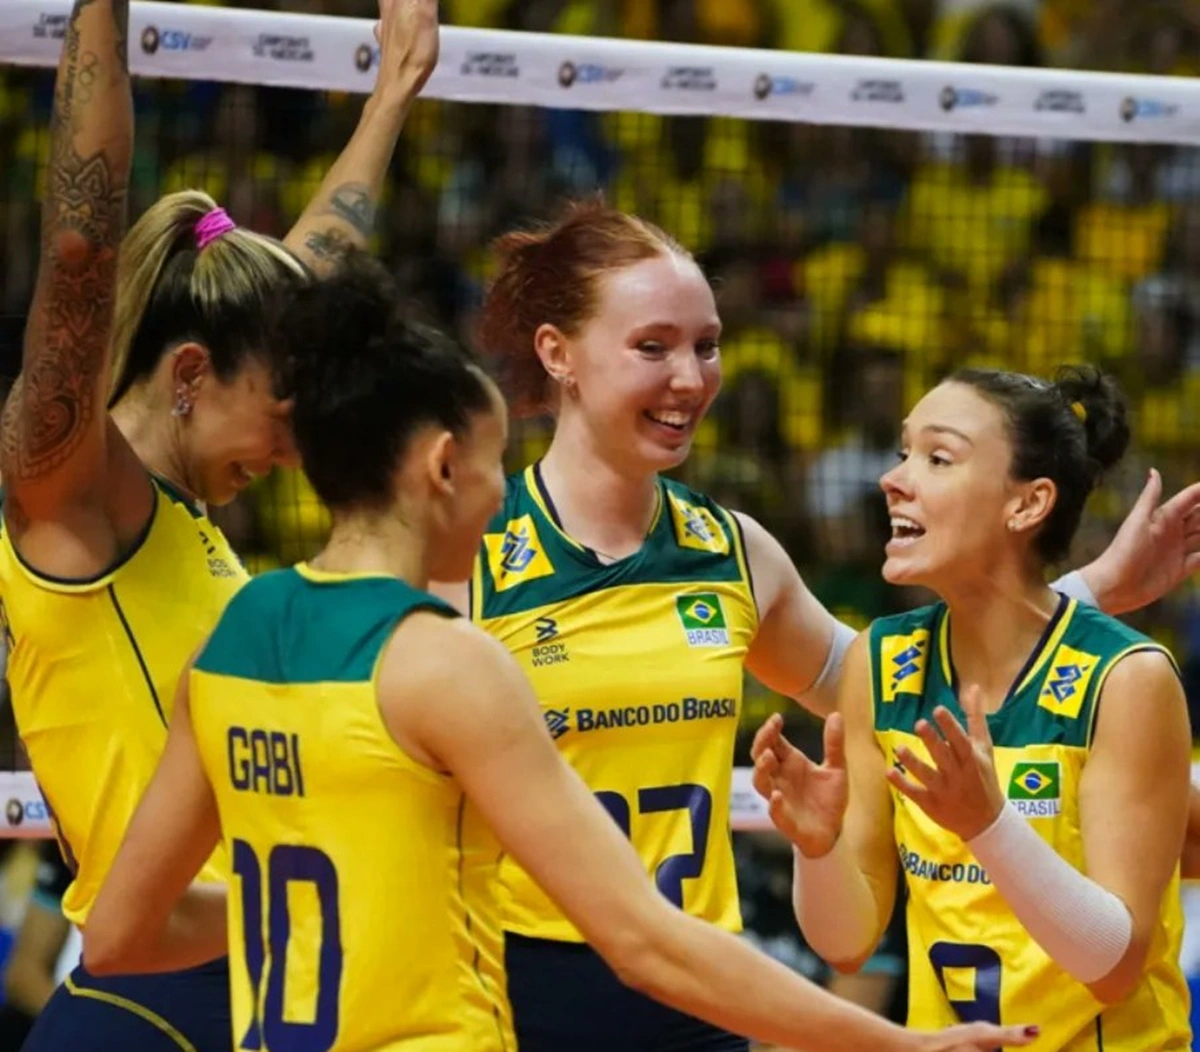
[531,617,569,668]
[1007,761,1061,818]
[676,593,730,647]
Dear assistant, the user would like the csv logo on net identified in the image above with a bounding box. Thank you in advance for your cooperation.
[4,797,47,827]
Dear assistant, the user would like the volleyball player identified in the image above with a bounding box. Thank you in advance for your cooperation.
[433,200,1200,1052]
[0,1,438,1047]
[755,366,1191,1049]
[83,250,1036,1052]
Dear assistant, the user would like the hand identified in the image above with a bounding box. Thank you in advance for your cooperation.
[886,687,1006,842]
[914,1022,1039,1051]
[750,712,847,858]
[373,0,440,100]
[1082,469,1200,616]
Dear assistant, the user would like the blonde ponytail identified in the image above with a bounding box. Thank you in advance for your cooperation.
[108,190,307,407]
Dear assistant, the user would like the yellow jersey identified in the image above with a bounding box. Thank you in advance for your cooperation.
[0,476,241,924]
[471,465,758,942]
[871,597,1191,1051]
[190,563,514,1052]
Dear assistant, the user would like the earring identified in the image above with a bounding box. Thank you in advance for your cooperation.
[1007,519,1019,532]
[172,389,193,418]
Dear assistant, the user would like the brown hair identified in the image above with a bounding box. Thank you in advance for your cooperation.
[477,199,688,417]
[949,364,1129,565]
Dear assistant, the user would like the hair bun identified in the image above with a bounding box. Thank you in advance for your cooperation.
[1052,364,1129,475]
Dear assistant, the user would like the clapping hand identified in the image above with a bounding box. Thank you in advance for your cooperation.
[886,686,1006,842]
[751,713,848,857]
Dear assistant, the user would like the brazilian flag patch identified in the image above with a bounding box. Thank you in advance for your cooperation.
[1007,761,1061,818]
[676,593,730,648]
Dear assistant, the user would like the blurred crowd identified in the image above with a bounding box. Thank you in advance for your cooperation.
[3,0,1200,733]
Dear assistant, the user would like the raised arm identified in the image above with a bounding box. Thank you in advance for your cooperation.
[736,511,850,719]
[283,0,438,274]
[82,661,227,976]
[0,0,132,516]
[1063,469,1200,615]
[392,616,1030,1052]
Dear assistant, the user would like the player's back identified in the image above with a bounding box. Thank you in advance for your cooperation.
[0,477,241,924]
[190,563,514,1052]
[871,597,1190,1051]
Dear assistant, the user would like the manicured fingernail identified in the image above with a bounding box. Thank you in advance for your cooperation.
[1024,1026,1040,1038]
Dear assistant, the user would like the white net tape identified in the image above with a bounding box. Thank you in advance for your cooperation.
[4,0,1200,143]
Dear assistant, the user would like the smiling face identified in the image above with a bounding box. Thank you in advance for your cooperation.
[176,352,296,506]
[550,252,723,474]
[878,381,1048,590]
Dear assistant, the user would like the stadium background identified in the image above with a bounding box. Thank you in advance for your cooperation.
[3,0,1200,1041]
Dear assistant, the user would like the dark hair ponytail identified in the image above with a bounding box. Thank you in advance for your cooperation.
[275,250,495,511]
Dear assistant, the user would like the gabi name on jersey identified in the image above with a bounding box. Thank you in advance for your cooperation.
[227,726,306,797]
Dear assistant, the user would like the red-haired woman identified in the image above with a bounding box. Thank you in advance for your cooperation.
[434,201,1200,1052]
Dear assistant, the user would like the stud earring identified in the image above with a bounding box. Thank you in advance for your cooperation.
[172,390,193,418]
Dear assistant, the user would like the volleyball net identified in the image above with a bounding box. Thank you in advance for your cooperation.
[2,1,1200,838]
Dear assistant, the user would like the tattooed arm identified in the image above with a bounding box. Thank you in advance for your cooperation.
[284,0,439,275]
[0,0,132,515]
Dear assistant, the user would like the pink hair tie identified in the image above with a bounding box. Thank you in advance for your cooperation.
[195,207,237,250]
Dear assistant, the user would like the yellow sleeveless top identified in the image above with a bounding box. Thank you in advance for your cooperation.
[871,598,1191,1050]
[190,564,514,1052]
[472,465,758,942]
[0,477,241,923]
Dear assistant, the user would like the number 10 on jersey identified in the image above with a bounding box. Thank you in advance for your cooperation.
[232,840,343,1052]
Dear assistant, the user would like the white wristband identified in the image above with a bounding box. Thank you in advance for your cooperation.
[1052,570,1099,609]
[968,801,1132,984]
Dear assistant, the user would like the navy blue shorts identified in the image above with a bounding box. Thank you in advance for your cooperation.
[21,957,230,1052]
[505,932,750,1052]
